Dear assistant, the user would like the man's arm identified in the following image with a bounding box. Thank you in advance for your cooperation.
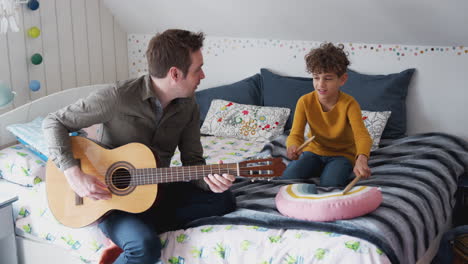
[42,86,118,199]
[178,101,234,192]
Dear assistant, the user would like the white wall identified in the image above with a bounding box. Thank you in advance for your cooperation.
[105,0,468,47]
[0,0,129,115]
[128,35,468,140]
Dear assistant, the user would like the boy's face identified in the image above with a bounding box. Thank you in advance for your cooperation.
[312,72,348,100]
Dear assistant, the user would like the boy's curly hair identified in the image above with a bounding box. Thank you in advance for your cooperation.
[305,42,350,77]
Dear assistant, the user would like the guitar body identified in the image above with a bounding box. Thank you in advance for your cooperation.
[46,136,158,228]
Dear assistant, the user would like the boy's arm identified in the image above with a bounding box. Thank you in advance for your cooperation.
[347,100,372,159]
[286,97,308,148]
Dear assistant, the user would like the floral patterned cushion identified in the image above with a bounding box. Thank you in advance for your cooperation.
[361,110,392,151]
[201,100,290,142]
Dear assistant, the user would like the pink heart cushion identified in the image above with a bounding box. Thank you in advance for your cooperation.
[275,184,382,222]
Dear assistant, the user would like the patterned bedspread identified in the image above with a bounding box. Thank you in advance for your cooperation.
[185,133,468,264]
[4,133,466,263]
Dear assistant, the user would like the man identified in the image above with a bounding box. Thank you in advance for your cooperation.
[43,29,236,264]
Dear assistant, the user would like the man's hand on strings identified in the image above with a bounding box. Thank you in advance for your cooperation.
[203,160,235,193]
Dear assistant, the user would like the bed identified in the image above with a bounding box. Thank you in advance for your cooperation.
[1,68,468,264]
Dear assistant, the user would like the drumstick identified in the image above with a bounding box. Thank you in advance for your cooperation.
[342,175,362,195]
[296,135,316,153]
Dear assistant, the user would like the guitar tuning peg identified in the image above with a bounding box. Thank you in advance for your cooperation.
[251,179,256,182]
[267,178,272,181]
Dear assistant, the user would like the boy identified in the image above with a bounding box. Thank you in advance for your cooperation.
[281,42,372,186]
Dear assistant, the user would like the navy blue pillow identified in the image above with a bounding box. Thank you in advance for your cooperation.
[261,69,313,130]
[341,69,415,139]
[195,74,262,126]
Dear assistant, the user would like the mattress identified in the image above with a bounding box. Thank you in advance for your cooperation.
[0,135,392,263]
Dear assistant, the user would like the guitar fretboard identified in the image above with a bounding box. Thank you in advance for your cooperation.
[130,164,239,185]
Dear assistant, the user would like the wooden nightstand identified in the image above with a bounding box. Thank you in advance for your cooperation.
[0,194,19,264]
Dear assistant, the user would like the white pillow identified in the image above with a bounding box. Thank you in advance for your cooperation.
[6,117,49,160]
[303,110,391,151]
[362,110,391,151]
[201,99,290,142]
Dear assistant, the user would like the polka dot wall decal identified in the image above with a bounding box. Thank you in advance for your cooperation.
[126,34,468,78]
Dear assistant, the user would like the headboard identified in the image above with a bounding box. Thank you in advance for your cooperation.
[0,84,108,147]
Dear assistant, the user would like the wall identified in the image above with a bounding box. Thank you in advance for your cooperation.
[0,0,129,115]
[128,35,468,140]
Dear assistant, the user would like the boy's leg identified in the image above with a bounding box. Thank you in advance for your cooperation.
[98,211,161,264]
[320,156,353,187]
[280,151,323,180]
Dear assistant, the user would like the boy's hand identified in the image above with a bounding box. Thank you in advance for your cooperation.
[287,145,301,160]
[353,155,371,179]
[204,160,235,193]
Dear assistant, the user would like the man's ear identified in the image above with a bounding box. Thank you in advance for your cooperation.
[168,67,180,81]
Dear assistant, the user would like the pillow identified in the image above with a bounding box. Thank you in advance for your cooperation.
[6,117,49,161]
[362,110,391,151]
[6,117,103,162]
[0,144,46,187]
[200,99,290,142]
[261,69,313,130]
[275,183,382,222]
[195,74,262,126]
[341,69,415,139]
[303,110,391,151]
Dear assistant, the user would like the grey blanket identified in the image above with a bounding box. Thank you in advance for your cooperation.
[187,133,468,264]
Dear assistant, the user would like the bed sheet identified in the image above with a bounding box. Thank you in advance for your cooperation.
[0,135,392,264]
[0,179,390,264]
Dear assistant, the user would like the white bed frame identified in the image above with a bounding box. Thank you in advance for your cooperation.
[0,84,450,264]
[1,85,105,264]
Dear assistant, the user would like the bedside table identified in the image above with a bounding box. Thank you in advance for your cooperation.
[0,194,19,264]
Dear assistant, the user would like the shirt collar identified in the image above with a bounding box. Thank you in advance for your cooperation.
[141,74,194,105]
[141,74,156,101]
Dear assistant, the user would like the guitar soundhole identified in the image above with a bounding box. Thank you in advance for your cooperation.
[112,168,131,189]
[106,161,136,196]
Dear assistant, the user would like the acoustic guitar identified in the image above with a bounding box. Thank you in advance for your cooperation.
[46,136,286,228]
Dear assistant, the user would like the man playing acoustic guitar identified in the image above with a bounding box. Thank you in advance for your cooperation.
[43,29,236,264]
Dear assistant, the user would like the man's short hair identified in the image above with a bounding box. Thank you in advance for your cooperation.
[146,29,205,78]
[305,42,350,77]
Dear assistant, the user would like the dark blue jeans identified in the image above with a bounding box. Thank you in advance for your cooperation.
[98,182,236,264]
[280,151,353,187]
[433,225,468,264]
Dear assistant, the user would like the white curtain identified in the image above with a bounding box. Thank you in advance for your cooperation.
[0,0,20,34]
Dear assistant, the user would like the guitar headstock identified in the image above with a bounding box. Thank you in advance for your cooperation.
[238,157,286,179]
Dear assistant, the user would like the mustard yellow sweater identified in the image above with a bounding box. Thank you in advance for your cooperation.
[287,91,372,164]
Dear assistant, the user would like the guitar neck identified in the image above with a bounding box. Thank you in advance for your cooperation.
[130,163,239,185]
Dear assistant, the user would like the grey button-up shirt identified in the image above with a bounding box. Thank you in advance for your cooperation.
[42,74,207,188]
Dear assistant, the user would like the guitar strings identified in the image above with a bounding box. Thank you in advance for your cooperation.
[99,168,277,185]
